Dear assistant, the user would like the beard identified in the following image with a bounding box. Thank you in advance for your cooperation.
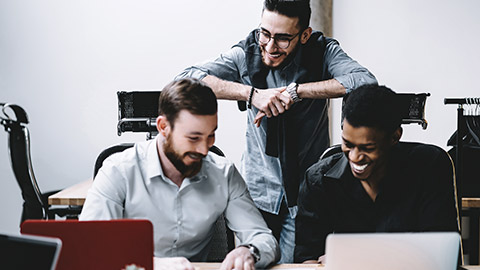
[163,135,204,178]
[260,42,300,69]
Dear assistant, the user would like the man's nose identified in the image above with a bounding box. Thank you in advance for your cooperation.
[196,142,210,156]
[348,147,363,162]
[265,38,278,52]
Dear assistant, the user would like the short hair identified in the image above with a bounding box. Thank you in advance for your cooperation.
[342,85,402,135]
[158,78,217,127]
[263,0,311,30]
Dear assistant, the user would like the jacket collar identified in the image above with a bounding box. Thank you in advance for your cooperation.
[324,154,351,180]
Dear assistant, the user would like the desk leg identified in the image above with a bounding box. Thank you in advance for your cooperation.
[469,209,480,265]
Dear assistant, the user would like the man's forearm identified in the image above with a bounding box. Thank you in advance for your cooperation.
[296,79,347,99]
[202,75,250,101]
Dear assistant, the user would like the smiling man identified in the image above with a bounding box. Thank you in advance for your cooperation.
[176,0,376,263]
[80,78,279,270]
[294,85,459,263]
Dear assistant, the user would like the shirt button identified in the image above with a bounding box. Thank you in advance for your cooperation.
[173,244,177,249]
[177,221,182,225]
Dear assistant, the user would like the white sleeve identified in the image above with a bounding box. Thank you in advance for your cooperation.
[223,164,280,267]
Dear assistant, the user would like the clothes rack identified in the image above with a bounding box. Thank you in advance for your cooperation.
[445,97,480,264]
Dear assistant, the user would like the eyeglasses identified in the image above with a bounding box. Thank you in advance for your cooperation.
[255,29,300,49]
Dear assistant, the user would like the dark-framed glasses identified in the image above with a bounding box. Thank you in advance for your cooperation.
[255,29,300,49]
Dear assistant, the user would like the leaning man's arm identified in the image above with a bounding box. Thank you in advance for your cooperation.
[79,163,126,220]
[223,165,280,268]
[324,39,378,94]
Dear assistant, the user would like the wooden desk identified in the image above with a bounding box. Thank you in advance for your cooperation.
[48,179,93,206]
[49,179,480,209]
[463,198,480,208]
[191,263,322,269]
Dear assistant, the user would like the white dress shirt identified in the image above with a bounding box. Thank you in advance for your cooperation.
[80,138,279,267]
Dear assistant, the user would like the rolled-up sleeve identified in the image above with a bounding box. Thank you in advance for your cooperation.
[175,46,245,82]
[324,40,378,93]
[223,164,280,268]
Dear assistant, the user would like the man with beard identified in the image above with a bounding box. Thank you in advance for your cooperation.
[294,85,459,263]
[176,0,377,263]
[80,78,279,270]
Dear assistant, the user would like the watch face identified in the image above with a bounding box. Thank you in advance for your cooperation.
[286,82,301,103]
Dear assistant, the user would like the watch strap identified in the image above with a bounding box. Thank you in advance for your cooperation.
[239,244,260,263]
[286,82,302,103]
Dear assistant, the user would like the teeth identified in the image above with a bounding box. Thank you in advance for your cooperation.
[188,153,203,160]
[352,163,368,171]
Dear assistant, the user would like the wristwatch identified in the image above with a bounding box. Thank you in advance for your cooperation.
[286,82,302,103]
[240,244,260,263]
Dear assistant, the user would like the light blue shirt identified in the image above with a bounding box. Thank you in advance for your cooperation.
[176,37,377,217]
[80,137,279,267]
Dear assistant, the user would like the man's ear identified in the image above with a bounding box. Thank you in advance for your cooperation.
[156,115,170,137]
[300,27,312,44]
[391,127,403,144]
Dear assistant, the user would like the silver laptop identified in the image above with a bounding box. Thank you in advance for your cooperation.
[325,232,460,270]
[0,233,62,270]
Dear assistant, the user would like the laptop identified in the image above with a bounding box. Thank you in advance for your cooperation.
[324,232,460,270]
[21,219,154,270]
[0,233,62,270]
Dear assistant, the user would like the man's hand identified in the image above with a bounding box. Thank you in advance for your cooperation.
[253,89,293,127]
[220,246,256,270]
[251,87,293,118]
[153,257,195,270]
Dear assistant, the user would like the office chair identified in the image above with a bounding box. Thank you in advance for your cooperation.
[0,103,82,225]
[93,142,234,262]
[341,92,431,130]
[117,90,161,139]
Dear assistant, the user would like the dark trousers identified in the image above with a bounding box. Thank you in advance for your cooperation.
[259,201,289,241]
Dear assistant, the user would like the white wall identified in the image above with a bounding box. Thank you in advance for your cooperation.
[1,0,479,234]
[330,0,480,145]
[0,0,260,234]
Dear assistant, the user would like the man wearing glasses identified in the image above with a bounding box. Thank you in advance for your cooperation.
[176,0,377,263]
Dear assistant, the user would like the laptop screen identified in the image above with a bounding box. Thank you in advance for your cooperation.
[325,232,460,270]
[0,233,62,270]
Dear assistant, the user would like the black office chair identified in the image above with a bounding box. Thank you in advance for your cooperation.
[0,103,82,225]
[117,90,161,139]
[93,142,234,262]
[341,92,431,130]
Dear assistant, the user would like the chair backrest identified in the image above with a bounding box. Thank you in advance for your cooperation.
[0,103,47,222]
[93,143,135,179]
[342,92,431,130]
[93,142,234,261]
[117,90,161,139]
[319,144,342,160]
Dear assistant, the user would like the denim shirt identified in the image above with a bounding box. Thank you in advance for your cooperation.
[176,32,377,217]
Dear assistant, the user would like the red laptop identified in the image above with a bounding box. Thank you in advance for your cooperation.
[21,219,154,270]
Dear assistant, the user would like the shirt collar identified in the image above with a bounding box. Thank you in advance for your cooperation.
[146,136,164,180]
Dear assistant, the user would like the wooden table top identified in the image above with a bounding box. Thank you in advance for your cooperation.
[48,179,480,209]
[463,197,480,208]
[192,263,323,269]
[48,179,93,206]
